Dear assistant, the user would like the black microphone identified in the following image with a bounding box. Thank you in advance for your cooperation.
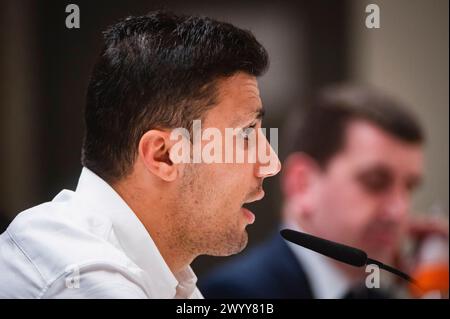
[280,229,418,286]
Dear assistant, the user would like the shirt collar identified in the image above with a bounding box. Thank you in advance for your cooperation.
[283,222,352,299]
[74,167,198,298]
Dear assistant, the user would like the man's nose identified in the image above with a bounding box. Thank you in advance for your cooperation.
[383,188,410,221]
[255,131,281,178]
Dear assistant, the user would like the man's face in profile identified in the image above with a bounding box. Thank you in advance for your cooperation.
[171,72,281,257]
[311,120,423,263]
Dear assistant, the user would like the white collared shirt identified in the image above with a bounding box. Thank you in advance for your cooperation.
[283,223,352,299]
[0,167,203,299]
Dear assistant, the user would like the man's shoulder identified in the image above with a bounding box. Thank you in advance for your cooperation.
[0,194,139,296]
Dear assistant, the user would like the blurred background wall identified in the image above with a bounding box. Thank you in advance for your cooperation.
[0,0,448,276]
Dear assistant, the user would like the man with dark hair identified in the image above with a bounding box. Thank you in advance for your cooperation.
[0,11,280,298]
[200,84,425,298]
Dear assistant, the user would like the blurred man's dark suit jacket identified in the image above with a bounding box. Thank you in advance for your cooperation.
[199,231,391,299]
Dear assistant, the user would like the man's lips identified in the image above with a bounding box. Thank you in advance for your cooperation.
[244,187,265,204]
[241,207,255,224]
[366,230,398,246]
[241,187,265,225]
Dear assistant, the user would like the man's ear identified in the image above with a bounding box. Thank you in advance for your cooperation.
[138,130,178,182]
[281,152,321,215]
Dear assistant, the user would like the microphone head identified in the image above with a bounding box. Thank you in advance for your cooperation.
[280,229,368,267]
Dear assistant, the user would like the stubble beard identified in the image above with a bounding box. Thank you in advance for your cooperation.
[173,164,249,258]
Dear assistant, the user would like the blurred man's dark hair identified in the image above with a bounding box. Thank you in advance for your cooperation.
[81,11,269,183]
[285,84,424,167]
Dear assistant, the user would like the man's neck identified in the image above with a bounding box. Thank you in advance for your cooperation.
[111,177,195,275]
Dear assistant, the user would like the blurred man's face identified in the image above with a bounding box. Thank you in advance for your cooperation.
[310,120,423,262]
[173,72,281,257]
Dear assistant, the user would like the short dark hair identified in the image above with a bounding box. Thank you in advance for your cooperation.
[82,11,269,182]
[287,84,424,167]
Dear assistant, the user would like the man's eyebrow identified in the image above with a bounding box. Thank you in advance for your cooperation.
[232,107,265,127]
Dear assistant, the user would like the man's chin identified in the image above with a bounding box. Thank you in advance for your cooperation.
[226,229,249,256]
[235,230,249,254]
[362,234,400,261]
[207,229,248,257]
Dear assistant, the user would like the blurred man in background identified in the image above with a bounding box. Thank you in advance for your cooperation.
[200,84,449,299]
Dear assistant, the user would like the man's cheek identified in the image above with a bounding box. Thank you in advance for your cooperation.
[341,199,379,240]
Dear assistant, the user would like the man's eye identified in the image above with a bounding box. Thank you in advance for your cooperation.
[356,171,392,194]
[240,125,256,140]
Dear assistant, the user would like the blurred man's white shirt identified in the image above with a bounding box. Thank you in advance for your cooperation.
[0,167,203,299]
[284,223,352,299]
